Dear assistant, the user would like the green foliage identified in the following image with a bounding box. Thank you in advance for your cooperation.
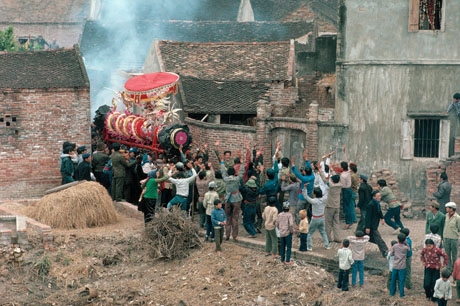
[55,251,73,266]
[0,26,17,51]
[35,255,51,277]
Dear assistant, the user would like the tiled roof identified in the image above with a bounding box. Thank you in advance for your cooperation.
[97,0,304,22]
[0,0,90,23]
[180,77,268,114]
[159,41,292,81]
[0,47,89,89]
[80,20,313,67]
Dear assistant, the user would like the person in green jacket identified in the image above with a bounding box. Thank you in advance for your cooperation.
[140,170,169,224]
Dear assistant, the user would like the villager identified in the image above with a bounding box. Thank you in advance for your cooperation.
[447,93,460,117]
[341,161,357,229]
[356,174,373,232]
[111,143,136,202]
[203,181,220,242]
[75,153,92,181]
[262,196,279,258]
[348,230,369,287]
[60,145,76,184]
[196,162,215,229]
[365,190,389,258]
[386,240,397,292]
[433,268,452,306]
[291,150,315,222]
[214,140,234,169]
[420,238,448,303]
[240,178,259,238]
[337,238,353,291]
[166,161,197,217]
[452,256,460,303]
[297,209,309,252]
[278,156,291,204]
[280,174,299,220]
[258,142,280,212]
[425,200,445,240]
[443,202,460,273]
[220,156,244,241]
[276,201,294,265]
[92,142,111,191]
[389,233,410,298]
[139,170,169,224]
[211,199,227,256]
[400,227,413,290]
[424,224,442,248]
[323,173,342,243]
[302,186,331,251]
[431,172,452,214]
[349,162,359,205]
[377,179,404,233]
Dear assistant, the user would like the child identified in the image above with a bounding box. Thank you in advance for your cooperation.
[211,199,227,256]
[348,230,370,287]
[420,238,448,303]
[203,181,220,242]
[387,240,397,291]
[262,196,279,258]
[337,239,354,291]
[452,257,460,303]
[400,228,412,289]
[297,209,309,252]
[433,268,452,306]
[424,224,442,248]
[389,233,410,298]
[276,201,294,265]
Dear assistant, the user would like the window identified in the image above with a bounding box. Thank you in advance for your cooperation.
[409,0,444,32]
[401,118,449,159]
[414,119,439,157]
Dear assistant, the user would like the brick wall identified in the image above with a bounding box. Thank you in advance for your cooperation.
[184,118,256,167]
[0,87,91,199]
[426,160,460,206]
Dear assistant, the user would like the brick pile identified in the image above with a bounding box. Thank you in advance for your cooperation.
[370,168,411,213]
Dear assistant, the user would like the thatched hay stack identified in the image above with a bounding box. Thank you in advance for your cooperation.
[144,208,202,260]
[29,181,118,229]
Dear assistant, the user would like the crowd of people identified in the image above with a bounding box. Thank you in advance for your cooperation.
[60,137,460,304]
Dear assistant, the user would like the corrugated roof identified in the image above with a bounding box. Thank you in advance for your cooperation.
[0,47,89,89]
[181,77,268,114]
[159,41,292,81]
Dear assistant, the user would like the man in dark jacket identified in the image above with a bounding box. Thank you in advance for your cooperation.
[356,174,373,232]
[365,190,389,257]
[75,153,92,181]
[431,172,452,214]
[111,143,136,201]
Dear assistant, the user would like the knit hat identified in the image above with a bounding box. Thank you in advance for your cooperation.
[82,153,91,159]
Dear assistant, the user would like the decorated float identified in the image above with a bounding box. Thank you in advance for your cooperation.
[96,72,192,156]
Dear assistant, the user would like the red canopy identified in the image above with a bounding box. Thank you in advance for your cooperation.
[124,72,179,104]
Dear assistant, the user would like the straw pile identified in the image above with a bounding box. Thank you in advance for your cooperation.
[144,208,202,260]
[29,181,118,229]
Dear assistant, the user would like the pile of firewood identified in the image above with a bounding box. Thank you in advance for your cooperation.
[143,208,202,260]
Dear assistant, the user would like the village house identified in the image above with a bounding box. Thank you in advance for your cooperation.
[0,47,91,199]
[332,0,460,205]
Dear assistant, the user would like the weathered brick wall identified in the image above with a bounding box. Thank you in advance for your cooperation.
[268,82,298,117]
[0,88,91,199]
[185,118,256,167]
[426,160,460,206]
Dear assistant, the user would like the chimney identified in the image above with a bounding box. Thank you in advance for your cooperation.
[237,0,254,22]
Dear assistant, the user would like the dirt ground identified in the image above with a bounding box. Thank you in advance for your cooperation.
[0,201,449,306]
